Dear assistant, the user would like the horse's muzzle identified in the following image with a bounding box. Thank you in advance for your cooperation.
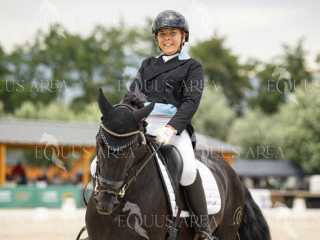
[94,193,120,215]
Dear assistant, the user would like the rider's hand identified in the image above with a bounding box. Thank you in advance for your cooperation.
[155,125,177,145]
[90,156,98,177]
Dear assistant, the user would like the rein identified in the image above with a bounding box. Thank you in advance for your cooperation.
[120,143,160,197]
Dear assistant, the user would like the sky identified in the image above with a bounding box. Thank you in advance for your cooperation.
[0,0,319,68]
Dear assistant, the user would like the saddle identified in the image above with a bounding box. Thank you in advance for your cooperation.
[158,144,188,211]
[152,143,221,218]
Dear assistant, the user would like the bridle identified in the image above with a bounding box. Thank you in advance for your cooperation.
[94,104,159,200]
[100,103,147,143]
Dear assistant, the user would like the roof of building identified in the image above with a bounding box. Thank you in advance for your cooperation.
[0,118,97,147]
[233,159,303,177]
[0,118,239,153]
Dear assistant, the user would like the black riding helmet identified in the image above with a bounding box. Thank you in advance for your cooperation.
[152,10,189,42]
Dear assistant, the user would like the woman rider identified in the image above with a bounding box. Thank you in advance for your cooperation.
[128,10,214,240]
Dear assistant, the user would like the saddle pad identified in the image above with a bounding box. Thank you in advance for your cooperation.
[154,151,221,218]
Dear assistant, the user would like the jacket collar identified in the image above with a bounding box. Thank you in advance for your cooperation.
[143,46,190,81]
[155,46,191,61]
[143,56,190,82]
[178,45,190,60]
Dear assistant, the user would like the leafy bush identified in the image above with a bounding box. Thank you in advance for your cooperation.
[193,85,235,140]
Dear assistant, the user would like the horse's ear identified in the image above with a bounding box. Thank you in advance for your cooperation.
[133,102,154,122]
[98,88,113,116]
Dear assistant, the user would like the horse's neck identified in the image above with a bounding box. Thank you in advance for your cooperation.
[128,147,160,196]
[125,146,169,214]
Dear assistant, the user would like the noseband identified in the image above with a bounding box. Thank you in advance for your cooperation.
[100,122,146,145]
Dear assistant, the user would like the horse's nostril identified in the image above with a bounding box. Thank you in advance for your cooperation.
[96,203,114,215]
[94,192,121,215]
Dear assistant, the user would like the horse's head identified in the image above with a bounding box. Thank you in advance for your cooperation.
[94,89,154,215]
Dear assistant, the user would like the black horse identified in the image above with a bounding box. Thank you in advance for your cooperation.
[83,89,271,240]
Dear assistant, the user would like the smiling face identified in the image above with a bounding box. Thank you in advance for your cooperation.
[156,27,185,55]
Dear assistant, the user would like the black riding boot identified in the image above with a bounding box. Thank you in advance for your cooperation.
[182,171,216,240]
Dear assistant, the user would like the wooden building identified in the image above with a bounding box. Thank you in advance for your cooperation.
[0,118,239,186]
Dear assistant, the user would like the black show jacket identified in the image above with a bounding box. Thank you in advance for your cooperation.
[129,55,204,135]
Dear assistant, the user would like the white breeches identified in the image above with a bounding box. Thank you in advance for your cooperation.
[146,115,198,186]
[90,115,198,186]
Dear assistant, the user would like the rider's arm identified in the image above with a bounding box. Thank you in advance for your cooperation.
[167,60,204,134]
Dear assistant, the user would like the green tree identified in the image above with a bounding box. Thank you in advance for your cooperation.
[247,63,288,114]
[13,100,100,122]
[14,101,76,121]
[70,24,131,107]
[0,45,6,76]
[0,46,7,117]
[190,35,250,114]
[277,83,320,173]
[0,23,147,114]
[228,110,283,160]
[193,84,235,140]
[14,102,39,119]
[248,40,312,114]
[0,101,4,116]
[228,82,320,173]
[129,18,160,59]
[34,24,130,108]
[76,103,100,122]
[316,53,320,66]
[282,39,312,86]
[0,31,61,113]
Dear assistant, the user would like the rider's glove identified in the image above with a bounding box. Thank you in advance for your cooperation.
[155,125,177,145]
[90,156,98,177]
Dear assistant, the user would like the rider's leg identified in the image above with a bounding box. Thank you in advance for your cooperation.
[170,131,197,186]
[170,131,214,240]
[138,115,215,239]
